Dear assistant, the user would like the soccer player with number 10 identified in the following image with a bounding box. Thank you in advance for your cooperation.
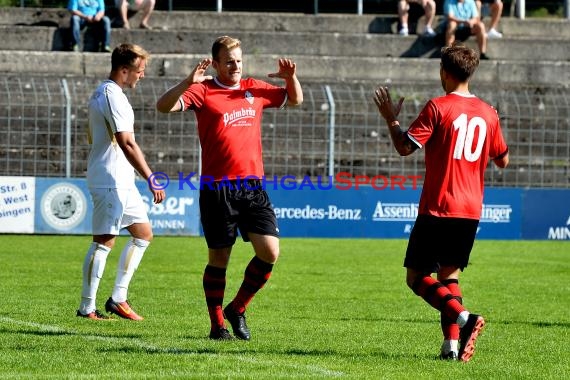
[373,44,509,362]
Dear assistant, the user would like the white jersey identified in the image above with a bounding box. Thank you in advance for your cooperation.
[86,80,136,189]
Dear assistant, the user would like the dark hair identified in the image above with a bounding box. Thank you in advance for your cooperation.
[440,44,479,82]
[111,44,149,71]
[211,36,241,61]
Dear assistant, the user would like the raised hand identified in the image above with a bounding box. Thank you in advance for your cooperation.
[374,86,404,122]
[188,59,214,84]
[268,58,297,80]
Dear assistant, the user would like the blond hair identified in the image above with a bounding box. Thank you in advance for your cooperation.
[211,36,241,61]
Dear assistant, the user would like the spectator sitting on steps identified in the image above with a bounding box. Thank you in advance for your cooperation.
[116,0,156,30]
[68,0,111,52]
[398,0,437,37]
[443,0,489,60]
[476,0,503,39]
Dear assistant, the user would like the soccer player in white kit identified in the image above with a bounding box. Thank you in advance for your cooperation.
[76,43,165,321]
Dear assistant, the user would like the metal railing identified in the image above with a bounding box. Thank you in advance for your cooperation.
[1,76,568,188]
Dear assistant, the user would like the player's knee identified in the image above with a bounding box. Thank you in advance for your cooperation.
[142,232,154,242]
[133,237,151,248]
[133,231,153,242]
[256,248,279,264]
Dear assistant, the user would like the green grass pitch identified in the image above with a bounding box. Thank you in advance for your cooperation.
[0,235,568,379]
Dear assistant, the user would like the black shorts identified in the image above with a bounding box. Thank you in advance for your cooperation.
[199,179,279,249]
[404,214,479,273]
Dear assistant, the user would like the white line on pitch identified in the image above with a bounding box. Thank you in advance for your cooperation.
[0,317,344,377]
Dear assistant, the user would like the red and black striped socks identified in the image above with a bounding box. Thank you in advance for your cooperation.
[411,275,465,323]
[230,256,274,314]
[203,265,227,329]
[440,278,462,340]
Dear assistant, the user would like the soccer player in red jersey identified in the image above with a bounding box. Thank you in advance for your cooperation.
[156,36,303,340]
[373,44,509,361]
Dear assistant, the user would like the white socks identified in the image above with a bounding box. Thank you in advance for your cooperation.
[441,312,469,355]
[457,310,470,328]
[79,243,111,314]
[111,238,149,303]
[441,339,459,354]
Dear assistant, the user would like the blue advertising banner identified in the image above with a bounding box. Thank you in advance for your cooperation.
[3,175,568,240]
[268,186,522,239]
[522,189,570,240]
[134,180,201,236]
[33,178,200,236]
[268,186,421,238]
[478,187,521,240]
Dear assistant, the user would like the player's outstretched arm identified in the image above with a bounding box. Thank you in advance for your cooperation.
[268,58,303,106]
[373,86,416,156]
[156,59,213,113]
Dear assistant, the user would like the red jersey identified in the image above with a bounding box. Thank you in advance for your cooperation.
[180,77,287,180]
[406,92,508,220]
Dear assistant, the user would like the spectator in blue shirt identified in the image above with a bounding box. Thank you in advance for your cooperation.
[68,0,111,52]
[443,0,489,59]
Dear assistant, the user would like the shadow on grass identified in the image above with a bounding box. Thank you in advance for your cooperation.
[98,344,436,361]
[3,327,143,339]
[0,324,441,361]
[338,316,434,324]
[492,320,570,328]
[1,327,75,337]
[287,315,435,324]
[98,346,221,355]
[293,314,570,329]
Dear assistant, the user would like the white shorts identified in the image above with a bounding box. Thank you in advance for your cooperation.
[90,187,149,236]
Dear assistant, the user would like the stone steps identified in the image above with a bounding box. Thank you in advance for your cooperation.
[3,7,570,37]
[0,7,568,86]
[2,24,569,62]
[1,50,568,86]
